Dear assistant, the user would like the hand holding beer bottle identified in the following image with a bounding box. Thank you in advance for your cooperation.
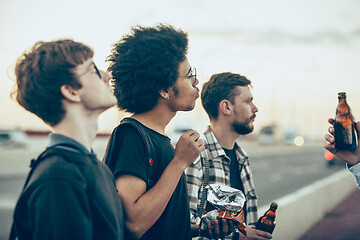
[325,92,360,166]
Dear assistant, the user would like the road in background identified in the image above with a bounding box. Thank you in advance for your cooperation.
[244,143,346,207]
[0,137,345,239]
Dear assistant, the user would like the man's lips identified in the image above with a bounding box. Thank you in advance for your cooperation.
[195,89,200,98]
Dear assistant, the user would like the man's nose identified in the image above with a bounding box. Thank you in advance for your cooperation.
[101,70,112,83]
[253,104,258,113]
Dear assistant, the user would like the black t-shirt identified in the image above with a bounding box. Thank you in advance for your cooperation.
[223,147,247,222]
[107,119,191,240]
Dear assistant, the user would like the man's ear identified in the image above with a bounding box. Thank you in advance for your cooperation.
[159,89,170,100]
[60,85,81,103]
[219,100,232,116]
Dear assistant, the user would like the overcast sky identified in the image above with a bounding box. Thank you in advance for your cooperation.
[1,0,359,139]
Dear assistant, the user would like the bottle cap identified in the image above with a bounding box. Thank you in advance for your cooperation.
[271,202,278,208]
[338,92,347,98]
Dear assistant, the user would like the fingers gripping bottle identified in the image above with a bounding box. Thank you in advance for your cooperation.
[334,92,357,150]
[255,202,277,234]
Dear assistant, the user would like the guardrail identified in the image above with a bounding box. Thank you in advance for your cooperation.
[257,169,357,240]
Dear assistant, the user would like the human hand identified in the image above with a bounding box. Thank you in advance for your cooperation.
[237,225,272,240]
[200,218,235,239]
[324,118,360,166]
[174,129,205,167]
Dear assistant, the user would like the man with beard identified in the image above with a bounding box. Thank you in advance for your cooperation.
[186,72,272,239]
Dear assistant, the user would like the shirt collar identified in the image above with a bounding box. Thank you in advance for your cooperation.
[203,126,248,162]
[49,133,93,155]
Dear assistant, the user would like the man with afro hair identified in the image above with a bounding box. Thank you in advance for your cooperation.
[104,24,205,240]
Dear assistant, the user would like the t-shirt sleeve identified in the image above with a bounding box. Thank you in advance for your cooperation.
[110,125,148,183]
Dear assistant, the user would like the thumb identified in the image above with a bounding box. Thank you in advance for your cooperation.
[356,122,360,140]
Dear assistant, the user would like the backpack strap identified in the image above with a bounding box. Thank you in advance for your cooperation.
[197,149,210,218]
[9,143,86,240]
[103,118,156,189]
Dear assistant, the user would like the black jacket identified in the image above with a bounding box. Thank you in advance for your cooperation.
[12,145,124,240]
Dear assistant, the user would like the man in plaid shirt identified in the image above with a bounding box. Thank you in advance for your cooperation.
[185,72,272,239]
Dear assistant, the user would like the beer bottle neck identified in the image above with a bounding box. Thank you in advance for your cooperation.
[338,97,347,104]
[267,213,275,220]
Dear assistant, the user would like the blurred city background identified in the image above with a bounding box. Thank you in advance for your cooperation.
[1,0,360,239]
[1,0,360,142]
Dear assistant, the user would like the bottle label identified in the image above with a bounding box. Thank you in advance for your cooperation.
[334,120,356,150]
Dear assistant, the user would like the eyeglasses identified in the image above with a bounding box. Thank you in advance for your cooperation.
[78,62,102,79]
[179,67,197,81]
[93,64,102,79]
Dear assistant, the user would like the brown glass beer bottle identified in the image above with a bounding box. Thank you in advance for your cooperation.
[334,92,357,150]
[255,202,277,234]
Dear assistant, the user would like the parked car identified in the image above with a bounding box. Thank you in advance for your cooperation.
[0,129,28,148]
[283,127,305,146]
[324,150,346,167]
[167,121,205,146]
[258,125,278,145]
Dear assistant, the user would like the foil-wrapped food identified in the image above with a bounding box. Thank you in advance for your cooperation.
[200,183,247,236]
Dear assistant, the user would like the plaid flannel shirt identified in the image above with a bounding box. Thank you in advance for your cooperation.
[185,126,258,239]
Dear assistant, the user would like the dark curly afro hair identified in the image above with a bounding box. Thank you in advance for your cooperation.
[107,24,188,114]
